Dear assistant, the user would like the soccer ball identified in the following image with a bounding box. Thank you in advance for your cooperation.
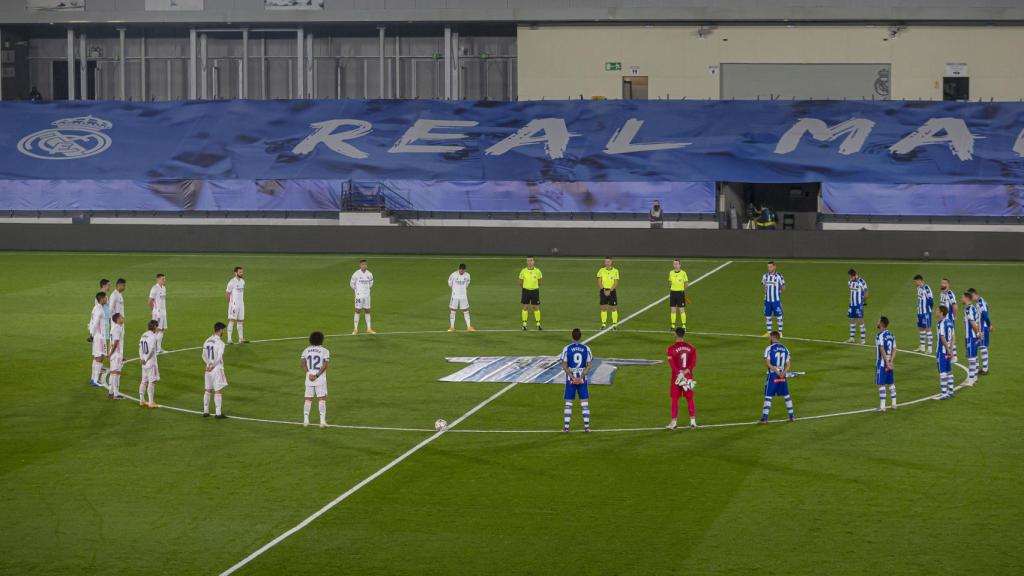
[434,419,448,431]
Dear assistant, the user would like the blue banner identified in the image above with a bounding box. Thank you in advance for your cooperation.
[2,99,1024,185]
[822,183,1024,217]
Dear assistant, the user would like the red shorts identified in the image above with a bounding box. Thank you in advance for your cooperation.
[670,382,694,400]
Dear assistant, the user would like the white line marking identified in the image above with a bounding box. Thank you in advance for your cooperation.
[217,261,734,574]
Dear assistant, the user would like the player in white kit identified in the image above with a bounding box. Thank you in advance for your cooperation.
[139,319,161,408]
[447,263,475,332]
[225,267,246,344]
[300,331,331,428]
[107,313,125,399]
[109,278,126,319]
[148,273,167,353]
[202,322,229,419]
[88,291,108,387]
[350,259,375,334]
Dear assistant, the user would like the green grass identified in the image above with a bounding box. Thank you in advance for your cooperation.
[1,253,1022,575]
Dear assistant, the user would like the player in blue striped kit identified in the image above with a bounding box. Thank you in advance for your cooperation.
[875,316,896,412]
[968,288,991,376]
[759,332,794,423]
[939,278,958,361]
[847,269,869,344]
[961,292,981,386]
[936,305,956,399]
[761,261,786,337]
[913,275,934,353]
[560,328,593,432]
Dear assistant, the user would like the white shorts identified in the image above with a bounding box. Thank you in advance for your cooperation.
[354,294,371,310]
[141,361,160,383]
[109,353,124,372]
[152,310,167,329]
[91,336,107,358]
[305,380,328,398]
[205,367,229,391]
[228,301,245,321]
[449,295,470,310]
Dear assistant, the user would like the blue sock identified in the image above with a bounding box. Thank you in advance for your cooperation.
[860,324,866,340]
[980,346,989,371]
[878,386,887,406]
[850,324,856,339]
[926,331,933,348]
[784,395,794,418]
[765,317,772,332]
[581,400,590,428]
[762,397,772,420]
[778,317,783,333]
[563,401,572,428]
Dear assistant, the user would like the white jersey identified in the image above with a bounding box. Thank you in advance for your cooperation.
[350,269,374,296]
[301,345,331,386]
[89,303,105,337]
[139,331,158,366]
[149,283,167,316]
[109,290,124,317]
[109,323,125,355]
[226,277,245,306]
[448,271,471,297]
[202,335,226,368]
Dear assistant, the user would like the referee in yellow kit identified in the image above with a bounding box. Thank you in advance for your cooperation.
[518,256,543,331]
[669,258,689,331]
[597,256,620,330]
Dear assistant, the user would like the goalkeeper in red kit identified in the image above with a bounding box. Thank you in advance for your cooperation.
[666,327,698,430]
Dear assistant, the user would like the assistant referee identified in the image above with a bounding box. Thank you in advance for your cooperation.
[669,258,689,330]
[597,256,620,330]
[518,256,543,331]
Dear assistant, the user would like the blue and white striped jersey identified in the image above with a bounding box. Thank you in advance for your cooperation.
[937,316,955,357]
[939,289,957,317]
[762,272,785,303]
[964,304,980,343]
[763,342,790,374]
[560,341,593,382]
[848,277,868,306]
[875,329,895,369]
[917,284,934,315]
[975,296,990,325]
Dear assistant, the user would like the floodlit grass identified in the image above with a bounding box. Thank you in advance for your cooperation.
[1,253,1021,574]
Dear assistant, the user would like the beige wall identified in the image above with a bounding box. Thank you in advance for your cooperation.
[517,24,1024,101]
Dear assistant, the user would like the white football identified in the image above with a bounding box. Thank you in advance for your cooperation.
[434,419,448,431]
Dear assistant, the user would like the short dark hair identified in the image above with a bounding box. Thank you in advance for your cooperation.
[99,278,110,288]
[675,327,686,338]
[939,305,948,316]
[148,319,160,330]
[214,322,227,332]
[848,268,857,276]
[309,331,325,345]
[111,313,122,323]
[913,274,924,281]
[604,256,612,260]
[234,266,242,273]
[967,287,977,295]
[962,291,972,298]
[95,291,106,302]
[458,263,466,270]
[571,328,582,341]
[770,330,781,339]
[941,277,950,283]
[156,273,165,279]
[359,259,367,264]
[879,316,889,327]
[673,258,681,263]
[115,278,126,285]
[527,255,535,259]
[767,260,775,265]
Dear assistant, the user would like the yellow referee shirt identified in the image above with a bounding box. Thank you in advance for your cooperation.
[596,267,620,290]
[519,267,542,290]
[669,270,689,292]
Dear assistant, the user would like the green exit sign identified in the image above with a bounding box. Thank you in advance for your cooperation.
[605,62,622,71]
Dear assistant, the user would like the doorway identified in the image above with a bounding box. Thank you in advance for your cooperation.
[622,75,648,100]
[53,60,97,100]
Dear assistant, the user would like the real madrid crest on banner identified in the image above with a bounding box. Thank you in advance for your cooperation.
[17,116,113,160]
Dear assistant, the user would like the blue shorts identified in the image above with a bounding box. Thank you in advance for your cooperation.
[875,366,894,386]
[964,338,978,358]
[981,325,990,347]
[564,382,589,400]
[936,354,952,373]
[764,301,783,318]
[848,305,864,319]
[917,313,932,329]
[763,374,790,397]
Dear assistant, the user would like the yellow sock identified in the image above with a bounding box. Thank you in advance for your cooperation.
[534,310,541,324]
[521,310,528,325]
[680,311,687,327]
[601,311,608,325]
[670,312,677,327]
[612,311,619,324]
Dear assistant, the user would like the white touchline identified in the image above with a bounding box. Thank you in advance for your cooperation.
[217,260,734,574]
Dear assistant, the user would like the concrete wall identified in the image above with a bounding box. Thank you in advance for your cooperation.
[2,223,1021,260]
[517,24,1024,101]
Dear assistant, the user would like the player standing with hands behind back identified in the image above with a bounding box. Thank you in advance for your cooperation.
[350,259,375,335]
[225,266,246,344]
[597,256,620,330]
[668,259,689,331]
[447,263,474,332]
[301,331,331,428]
[666,328,698,430]
[518,256,543,331]
[759,331,795,424]
[560,328,592,433]
[148,274,167,354]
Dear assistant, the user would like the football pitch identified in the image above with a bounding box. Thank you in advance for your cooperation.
[1,252,1022,575]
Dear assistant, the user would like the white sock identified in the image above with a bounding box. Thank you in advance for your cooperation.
[463,311,471,327]
[353,313,360,329]
[100,366,109,385]
[689,416,696,426]
[318,399,326,424]
[449,310,456,328]
[139,380,147,400]
[227,321,235,342]
[147,382,155,405]
[109,374,119,396]
[889,385,897,406]
[365,314,372,330]
[203,390,211,413]
[91,360,101,383]
[303,399,312,422]
[237,323,244,341]
[156,332,165,352]
[214,393,223,416]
